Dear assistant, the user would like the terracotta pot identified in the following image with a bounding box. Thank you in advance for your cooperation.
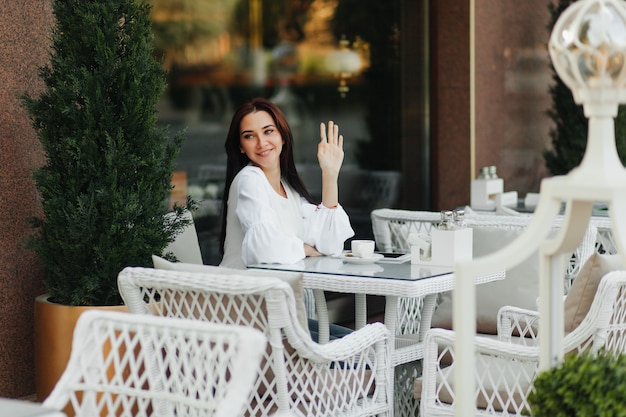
[33,295,127,405]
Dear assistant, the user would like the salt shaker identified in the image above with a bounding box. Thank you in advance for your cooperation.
[438,210,455,230]
[477,166,490,179]
[453,209,465,229]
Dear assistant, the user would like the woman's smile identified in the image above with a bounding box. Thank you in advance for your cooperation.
[256,148,274,157]
[239,110,284,171]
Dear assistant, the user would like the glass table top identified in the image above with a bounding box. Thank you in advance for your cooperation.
[249,254,454,281]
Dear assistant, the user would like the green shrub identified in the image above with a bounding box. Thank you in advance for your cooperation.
[22,0,190,306]
[529,350,626,417]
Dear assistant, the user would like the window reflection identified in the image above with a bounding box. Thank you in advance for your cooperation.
[150,0,401,264]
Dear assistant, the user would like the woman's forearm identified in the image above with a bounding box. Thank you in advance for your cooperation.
[321,170,339,208]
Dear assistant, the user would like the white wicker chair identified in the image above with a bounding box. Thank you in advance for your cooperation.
[369,209,598,417]
[117,266,392,417]
[371,209,598,339]
[371,209,597,286]
[590,215,617,254]
[43,309,266,417]
[418,269,626,416]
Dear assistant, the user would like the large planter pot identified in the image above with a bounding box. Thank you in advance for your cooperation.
[34,294,127,404]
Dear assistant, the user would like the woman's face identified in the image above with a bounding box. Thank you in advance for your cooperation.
[239,110,284,172]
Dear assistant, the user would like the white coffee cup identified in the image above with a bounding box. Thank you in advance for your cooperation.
[351,239,375,258]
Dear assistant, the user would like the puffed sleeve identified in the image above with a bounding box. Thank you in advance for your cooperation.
[236,170,306,265]
[300,200,354,255]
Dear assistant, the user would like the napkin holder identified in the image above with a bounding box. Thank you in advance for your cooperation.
[471,177,518,210]
[470,177,503,210]
[410,228,473,267]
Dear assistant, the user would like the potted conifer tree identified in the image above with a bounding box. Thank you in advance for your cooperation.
[22,0,190,401]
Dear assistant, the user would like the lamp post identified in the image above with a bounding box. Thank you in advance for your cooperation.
[453,1,626,415]
[550,0,626,184]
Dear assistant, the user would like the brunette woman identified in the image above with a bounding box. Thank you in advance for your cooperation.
[219,97,354,269]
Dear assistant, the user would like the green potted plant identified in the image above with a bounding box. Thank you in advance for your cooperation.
[528,350,626,416]
[22,0,190,401]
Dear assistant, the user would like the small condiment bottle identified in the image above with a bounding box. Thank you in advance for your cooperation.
[438,210,455,230]
[453,209,465,229]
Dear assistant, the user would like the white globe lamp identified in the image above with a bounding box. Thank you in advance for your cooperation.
[549,0,626,183]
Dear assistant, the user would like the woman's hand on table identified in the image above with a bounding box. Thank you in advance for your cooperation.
[305,243,322,257]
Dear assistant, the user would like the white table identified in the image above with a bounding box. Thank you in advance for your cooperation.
[0,398,66,417]
[251,256,505,417]
[252,256,503,364]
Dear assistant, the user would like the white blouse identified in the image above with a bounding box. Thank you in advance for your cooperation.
[220,165,354,269]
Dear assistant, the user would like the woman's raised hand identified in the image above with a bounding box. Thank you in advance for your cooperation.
[318,121,344,178]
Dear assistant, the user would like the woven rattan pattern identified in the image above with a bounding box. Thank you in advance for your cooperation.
[420,271,626,416]
[118,267,392,417]
[43,310,266,417]
[370,209,598,417]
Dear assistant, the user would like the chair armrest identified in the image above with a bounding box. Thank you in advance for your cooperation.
[497,305,540,343]
[420,328,540,415]
[423,328,540,369]
[288,322,392,414]
[297,322,390,363]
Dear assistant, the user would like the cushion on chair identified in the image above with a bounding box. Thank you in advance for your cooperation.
[432,226,550,334]
[563,252,622,333]
[163,210,203,264]
[152,255,309,332]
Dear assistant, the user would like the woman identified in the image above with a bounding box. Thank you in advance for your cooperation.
[219,97,354,269]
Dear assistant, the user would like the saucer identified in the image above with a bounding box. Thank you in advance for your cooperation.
[341,253,384,264]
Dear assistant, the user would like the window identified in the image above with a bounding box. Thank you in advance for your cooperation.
[151,0,424,263]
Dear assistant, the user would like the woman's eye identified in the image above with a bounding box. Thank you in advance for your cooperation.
[264,129,274,135]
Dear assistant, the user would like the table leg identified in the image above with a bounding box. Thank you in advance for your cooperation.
[354,293,367,329]
[384,295,399,338]
[313,289,330,344]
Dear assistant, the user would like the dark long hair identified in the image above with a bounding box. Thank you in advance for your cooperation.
[219,97,314,255]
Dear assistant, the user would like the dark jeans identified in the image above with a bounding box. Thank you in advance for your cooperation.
[308,318,353,343]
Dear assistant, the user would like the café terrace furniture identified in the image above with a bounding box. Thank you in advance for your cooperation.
[161,209,318,319]
[249,256,505,417]
[370,209,598,341]
[589,215,618,254]
[0,398,67,417]
[42,310,266,417]
[369,209,597,416]
[370,209,598,334]
[118,266,392,417]
[371,209,597,289]
[417,258,626,417]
